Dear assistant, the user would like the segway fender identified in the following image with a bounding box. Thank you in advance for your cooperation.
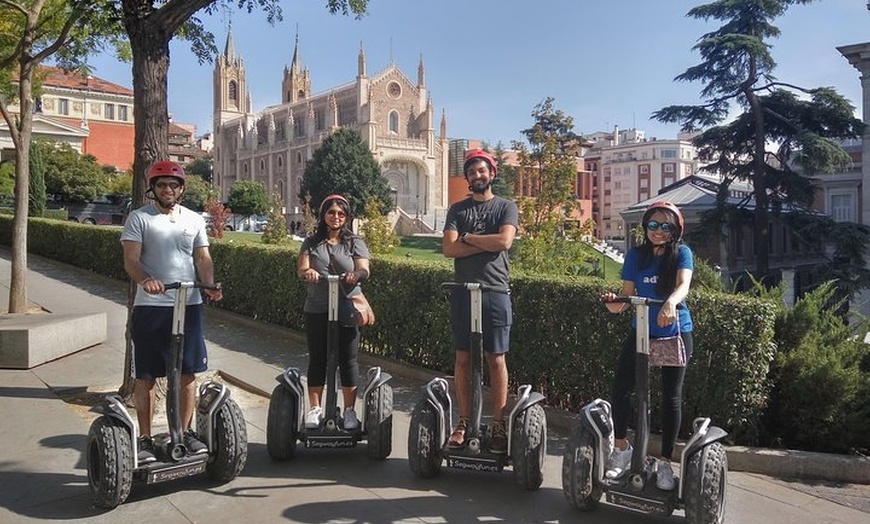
[362,366,392,392]
[95,394,136,430]
[275,367,304,392]
[685,426,728,455]
[422,377,452,447]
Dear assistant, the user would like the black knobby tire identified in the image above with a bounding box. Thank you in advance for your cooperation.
[267,385,299,461]
[561,420,603,511]
[206,398,248,481]
[511,404,547,491]
[407,400,442,478]
[365,384,393,460]
[86,416,133,509]
[684,442,728,524]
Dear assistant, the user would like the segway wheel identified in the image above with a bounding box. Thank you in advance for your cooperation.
[365,383,393,460]
[86,416,133,509]
[511,403,547,491]
[267,385,299,461]
[684,442,728,524]
[407,400,442,478]
[205,398,248,481]
[561,421,603,511]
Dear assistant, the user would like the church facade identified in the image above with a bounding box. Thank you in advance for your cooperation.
[212,33,449,224]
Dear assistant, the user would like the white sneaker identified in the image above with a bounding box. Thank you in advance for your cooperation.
[305,406,323,429]
[656,460,676,491]
[343,407,360,430]
[605,444,633,479]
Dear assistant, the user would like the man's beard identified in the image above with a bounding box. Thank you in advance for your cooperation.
[469,179,492,194]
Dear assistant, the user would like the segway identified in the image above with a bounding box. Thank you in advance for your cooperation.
[267,274,393,460]
[407,282,547,490]
[562,295,728,523]
[86,281,248,509]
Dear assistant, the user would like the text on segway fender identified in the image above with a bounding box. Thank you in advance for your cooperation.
[447,458,503,473]
[607,492,669,516]
[305,439,358,449]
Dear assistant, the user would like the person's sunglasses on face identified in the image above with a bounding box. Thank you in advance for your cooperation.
[646,220,674,233]
[155,182,181,190]
[326,209,346,218]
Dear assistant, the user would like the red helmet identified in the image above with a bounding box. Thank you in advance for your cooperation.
[463,149,497,177]
[643,201,684,240]
[319,194,350,217]
[147,160,186,184]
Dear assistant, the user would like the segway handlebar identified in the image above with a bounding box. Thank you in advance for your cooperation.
[441,282,510,294]
[163,281,222,291]
[602,295,684,308]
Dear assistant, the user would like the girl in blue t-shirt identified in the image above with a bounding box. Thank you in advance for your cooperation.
[601,202,694,491]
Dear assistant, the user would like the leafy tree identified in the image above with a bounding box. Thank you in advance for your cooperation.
[185,155,213,183]
[0,0,119,312]
[204,196,230,238]
[653,0,865,280]
[106,169,133,197]
[261,190,289,245]
[227,179,268,217]
[299,127,392,217]
[28,140,46,217]
[39,140,107,202]
[180,173,212,212]
[0,162,13,202]
[511,97,587,275]
[492,142,516,199]
[359,197,397,255]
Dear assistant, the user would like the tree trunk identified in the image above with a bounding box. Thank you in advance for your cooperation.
[745,85,770,280]
[118,8,172,397]
[8,61,36,314]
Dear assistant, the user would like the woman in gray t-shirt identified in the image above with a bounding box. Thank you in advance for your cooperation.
[296,194,371,431]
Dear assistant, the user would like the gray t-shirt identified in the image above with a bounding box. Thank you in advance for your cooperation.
[120,203,210,307]
[300,235,371,313]
[444,195,518,287]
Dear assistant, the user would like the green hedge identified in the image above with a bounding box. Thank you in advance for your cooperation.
[0,215,776,445]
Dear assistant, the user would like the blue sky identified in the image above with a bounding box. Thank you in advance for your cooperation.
[84,0,869,146]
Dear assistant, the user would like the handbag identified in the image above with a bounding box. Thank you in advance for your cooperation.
[649,327,686,368]
[349,292,376,327]
[327,245,376,328]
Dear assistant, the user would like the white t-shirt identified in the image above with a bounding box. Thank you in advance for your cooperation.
[120,203,210,307]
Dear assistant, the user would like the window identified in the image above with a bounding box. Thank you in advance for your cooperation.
[277,156,283,168]
[314,109,325,131]
[259,159,266,172]
[639,178,648,189]
[58,98,69,115]
[661,149,677,158]
[663,163,675,173]
[830,192,855,222]
[389,111,399,134]
[229,80,238,102]
[118,105,128,121]
[639,165,649,175]
[294,117,305,137]
[104,103,115,120]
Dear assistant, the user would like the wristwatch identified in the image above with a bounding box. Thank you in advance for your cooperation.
[460,232,469,243]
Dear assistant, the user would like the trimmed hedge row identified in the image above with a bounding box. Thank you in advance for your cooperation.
[0,215,776,444]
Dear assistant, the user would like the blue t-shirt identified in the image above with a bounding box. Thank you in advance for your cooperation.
[620,243,693,337]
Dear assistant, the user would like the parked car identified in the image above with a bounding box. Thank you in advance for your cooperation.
[201,212,267,232]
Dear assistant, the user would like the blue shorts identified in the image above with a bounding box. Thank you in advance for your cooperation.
[131,304,208,379]
[450,289,512,354]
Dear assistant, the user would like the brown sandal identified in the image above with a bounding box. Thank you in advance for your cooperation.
[448,417,468,449]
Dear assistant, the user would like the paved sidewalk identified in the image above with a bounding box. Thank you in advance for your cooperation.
[0,247,868,524]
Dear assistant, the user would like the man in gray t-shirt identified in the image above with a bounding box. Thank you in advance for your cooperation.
[442,149,518,455]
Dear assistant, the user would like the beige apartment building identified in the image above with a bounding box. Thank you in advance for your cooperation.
[586,127,699,245]
[211,32,449,225]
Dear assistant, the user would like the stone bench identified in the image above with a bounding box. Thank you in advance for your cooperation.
[0,312,107,369]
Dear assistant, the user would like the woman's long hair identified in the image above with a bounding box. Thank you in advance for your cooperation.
[311,195,354,245]
[637,206,682,296]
